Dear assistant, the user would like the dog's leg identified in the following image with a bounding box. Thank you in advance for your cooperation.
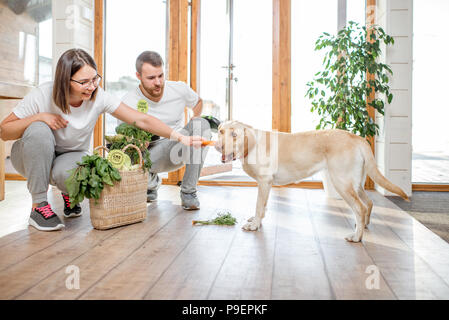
[357,187,373,228]
[247,201,268,223]
[243,182,272,231]
[333,184,367,242]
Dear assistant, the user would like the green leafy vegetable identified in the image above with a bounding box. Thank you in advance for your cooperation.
[192,212,237,226]
[106,122,153,172]
[65,154,122,208]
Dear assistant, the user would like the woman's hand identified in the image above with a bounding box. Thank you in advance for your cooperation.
[39,113,68,130]
[179,135,205,148]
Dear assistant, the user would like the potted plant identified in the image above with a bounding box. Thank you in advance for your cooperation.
[305,21,395,198]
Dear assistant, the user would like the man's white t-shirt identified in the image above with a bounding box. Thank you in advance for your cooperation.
[13,81,121,153]
[121,80,199,138]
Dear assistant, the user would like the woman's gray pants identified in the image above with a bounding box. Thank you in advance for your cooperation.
[11,121,87,204]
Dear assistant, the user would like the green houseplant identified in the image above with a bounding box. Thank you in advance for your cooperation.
[305,21,395,197]
[306,21,395,138]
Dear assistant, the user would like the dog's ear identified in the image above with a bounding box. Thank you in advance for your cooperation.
[244,129,248,157]
[243,128,254,159]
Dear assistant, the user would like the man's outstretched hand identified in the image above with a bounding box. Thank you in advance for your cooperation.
[179,135,205,149]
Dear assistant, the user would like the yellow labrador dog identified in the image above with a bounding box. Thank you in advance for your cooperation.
[215,120,409,242]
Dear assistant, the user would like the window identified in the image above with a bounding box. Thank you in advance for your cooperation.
[291,0,366,134]
[104,0,167,136]
[198,0,229,122]
[0,0,52,86]
[1,0,52,176]
[412,0,449,184]
[232,0,272,131]
[291,0,365,181]
[291,0,338,134]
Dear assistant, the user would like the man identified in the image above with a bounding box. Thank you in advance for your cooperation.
[121,51,211,210]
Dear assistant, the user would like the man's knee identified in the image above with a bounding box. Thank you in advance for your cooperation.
[150,158,184,174]
[188,117,211,138]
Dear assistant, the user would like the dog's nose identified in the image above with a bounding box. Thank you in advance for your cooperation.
[214,142,222,153]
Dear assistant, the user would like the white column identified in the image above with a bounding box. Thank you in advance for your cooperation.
[375,0,413,197]
[337,0,347,30]
[52,0,94,75]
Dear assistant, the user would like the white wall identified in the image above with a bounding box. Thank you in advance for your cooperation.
[51,0,95,151]
[375,0,413,196]
[52,0,94,74]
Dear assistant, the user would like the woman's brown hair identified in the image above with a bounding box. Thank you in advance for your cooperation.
[53,48,98,114]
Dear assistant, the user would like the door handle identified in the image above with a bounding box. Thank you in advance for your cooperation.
[221,64,236,70]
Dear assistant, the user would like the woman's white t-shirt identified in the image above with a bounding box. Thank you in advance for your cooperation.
[13,81,121,153]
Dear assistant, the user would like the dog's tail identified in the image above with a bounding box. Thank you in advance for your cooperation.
[360,141,410,201]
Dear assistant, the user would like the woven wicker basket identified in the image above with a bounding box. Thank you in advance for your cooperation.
[89,145,149,230]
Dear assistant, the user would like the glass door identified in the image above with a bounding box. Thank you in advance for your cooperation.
[199,0,272,182]
[199,0,230,122]
[232,0,272,131]
[198,0,233,180]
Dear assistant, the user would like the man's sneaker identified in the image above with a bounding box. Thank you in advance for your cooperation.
[180,191,200,210]
[29,201,65,231]
[147,189,158,202]
[61,193,82,218]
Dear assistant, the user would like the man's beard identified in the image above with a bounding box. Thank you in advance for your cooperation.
[142,83,164,99]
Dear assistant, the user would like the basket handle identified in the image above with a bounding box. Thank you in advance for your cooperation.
[122,144,144,168]
[93,145,143,169]
[93,146,110,155]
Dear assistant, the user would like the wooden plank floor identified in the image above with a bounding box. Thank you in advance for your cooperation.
[1,181,449,300]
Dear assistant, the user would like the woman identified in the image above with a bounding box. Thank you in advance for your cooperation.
[0,48,204,232]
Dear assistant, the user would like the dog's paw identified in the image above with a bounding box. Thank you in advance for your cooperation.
[345,233,362,243]
[242,221,260,231]
[247,216,255,222]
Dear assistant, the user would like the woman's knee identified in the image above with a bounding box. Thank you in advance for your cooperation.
[51,169,71,192]
[24,121,52,136]
[10,140,25,175]
[51,152,86,191]
[22,121,55,149]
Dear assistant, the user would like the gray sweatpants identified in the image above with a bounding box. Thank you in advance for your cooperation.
[148,117,211,194]
[11,121,87,204]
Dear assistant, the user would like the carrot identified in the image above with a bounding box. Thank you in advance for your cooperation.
[201,140,215,146]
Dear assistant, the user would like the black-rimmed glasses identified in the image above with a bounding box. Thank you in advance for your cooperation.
[70,74,102,88]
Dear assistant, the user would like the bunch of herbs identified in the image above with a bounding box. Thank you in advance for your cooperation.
[192,212,237,226]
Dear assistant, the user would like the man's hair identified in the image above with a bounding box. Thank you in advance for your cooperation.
[136,51,164,73]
